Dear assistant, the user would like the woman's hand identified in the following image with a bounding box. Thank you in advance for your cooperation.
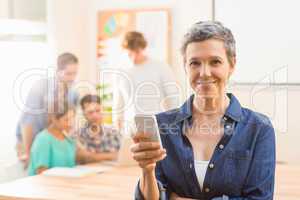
[36,166,48,175]
[130,132,166,174]
[131,132,166,199]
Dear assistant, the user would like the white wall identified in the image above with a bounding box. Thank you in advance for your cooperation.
[215,0,300,83]
[12,0,46,21]
[47,0,95,87]
[229,85,300,164]
[0,0,46,20]
[0,0,9,18]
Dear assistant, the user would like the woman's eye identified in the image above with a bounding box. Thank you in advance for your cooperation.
[211,59,221,66]
[189,61,201,68]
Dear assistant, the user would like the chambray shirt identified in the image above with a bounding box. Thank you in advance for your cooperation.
[135,93,276,200]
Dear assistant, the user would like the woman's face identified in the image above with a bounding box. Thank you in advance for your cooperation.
[184,39,235,99]
[53,110,75,132]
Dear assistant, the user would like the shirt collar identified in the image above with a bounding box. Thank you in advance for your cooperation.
[224,93,242,122]
[174,93,242,125]
[83,122,104,136]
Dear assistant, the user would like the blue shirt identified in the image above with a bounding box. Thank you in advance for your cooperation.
[135,93,276,200]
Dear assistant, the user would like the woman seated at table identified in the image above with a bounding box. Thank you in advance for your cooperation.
[28,101,116,176]
[131,21,276,200]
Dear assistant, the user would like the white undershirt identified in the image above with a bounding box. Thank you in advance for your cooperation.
[194,160,209,190]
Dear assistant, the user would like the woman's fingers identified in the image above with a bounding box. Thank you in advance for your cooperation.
[133,148,166,160]
[130,141,161,152]
[137,152,167,168]
[131,132,166,171]
[132,132,152,143]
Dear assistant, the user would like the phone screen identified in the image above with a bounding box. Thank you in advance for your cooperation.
[134,114,162,146]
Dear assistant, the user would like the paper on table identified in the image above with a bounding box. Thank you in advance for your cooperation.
[75,165,113,173]
[42,166,106,178]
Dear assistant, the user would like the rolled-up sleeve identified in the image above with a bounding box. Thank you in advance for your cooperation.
[17,80,45,140]
[21,79,45,124]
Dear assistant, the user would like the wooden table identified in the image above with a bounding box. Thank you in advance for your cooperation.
[0,164,298,200]
[0,165,141,200]
[275,164,300,200]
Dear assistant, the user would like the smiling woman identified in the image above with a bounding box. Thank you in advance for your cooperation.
[185,39,234,112]
[131,21,276,200]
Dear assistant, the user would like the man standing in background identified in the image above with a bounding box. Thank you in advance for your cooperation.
[16,52,79,167]
[114,31,179,133]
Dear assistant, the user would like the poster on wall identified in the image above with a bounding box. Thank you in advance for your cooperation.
[97,9,171,69]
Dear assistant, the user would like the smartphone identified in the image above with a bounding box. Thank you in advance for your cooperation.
[134,114,162,147]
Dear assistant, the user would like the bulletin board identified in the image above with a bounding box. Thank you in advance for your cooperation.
[97,8,171,68]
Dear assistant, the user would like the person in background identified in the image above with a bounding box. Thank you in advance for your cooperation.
[28,101,76,175]
[131,21,276,200]
[73,94,120,161]
[28,101,112,176]
[114,31,179,133]
[16,52,79,167]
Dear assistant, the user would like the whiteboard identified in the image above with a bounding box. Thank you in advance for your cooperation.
[215,0,300,84]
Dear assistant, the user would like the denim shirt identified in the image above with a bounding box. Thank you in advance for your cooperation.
[135,93,276,200]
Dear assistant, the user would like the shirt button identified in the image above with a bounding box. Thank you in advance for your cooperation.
[225,124,231,129]
[204,187,210,193]
[219,144,224,150]
[208,163,214,169]
[223,116,228,121]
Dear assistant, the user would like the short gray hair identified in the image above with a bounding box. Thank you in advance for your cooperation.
[181,21,236,65]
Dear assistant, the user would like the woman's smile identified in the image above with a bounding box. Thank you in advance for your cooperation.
[195,79,218,94]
